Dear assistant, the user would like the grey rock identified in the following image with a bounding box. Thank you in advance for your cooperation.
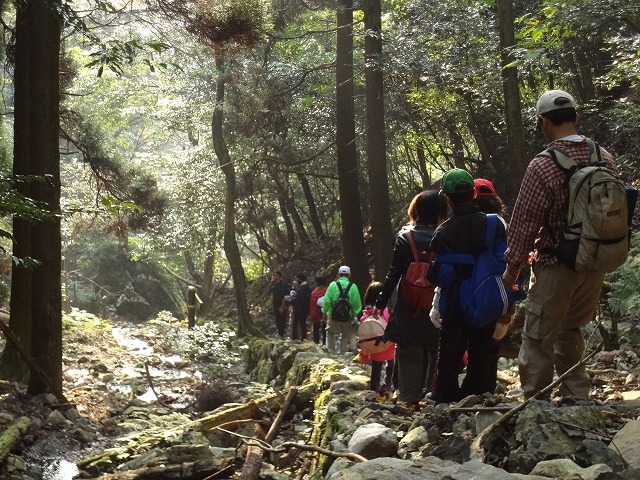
[529,458,612,480]
[609,419,640,470]
[476,411,503,435]
[574,439,626,472]
[165,444,215,463]
[45,410,67,426]
[347,423,398,459]
[398,426,430,458]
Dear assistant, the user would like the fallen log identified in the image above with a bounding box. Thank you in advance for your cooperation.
[0,416,31,463]
[240,387,298,480]
[470,345,601,461]
[88,457,237,480]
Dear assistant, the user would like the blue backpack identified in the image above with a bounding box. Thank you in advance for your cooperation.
[435,214,514,329]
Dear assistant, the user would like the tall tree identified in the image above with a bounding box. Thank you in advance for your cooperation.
[497,0,526,198]
[0,0,63,393]
[363,0,393,278]
[335,0,369,292]
[212,55,263,338]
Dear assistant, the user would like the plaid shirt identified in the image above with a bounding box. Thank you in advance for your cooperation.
[505,136,618,278]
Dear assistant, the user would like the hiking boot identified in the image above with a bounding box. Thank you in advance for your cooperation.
[404,402,420,412]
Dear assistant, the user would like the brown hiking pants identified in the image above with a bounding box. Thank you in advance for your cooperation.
[519,263,604,400]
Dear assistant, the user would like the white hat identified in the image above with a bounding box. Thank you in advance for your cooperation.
[536,90,576,116]
[338,265,351,275]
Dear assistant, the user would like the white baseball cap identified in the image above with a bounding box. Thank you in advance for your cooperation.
[338,265,350,275]
[536,90,576,116]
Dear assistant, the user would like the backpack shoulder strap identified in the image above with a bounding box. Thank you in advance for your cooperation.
[540,147,578,173]
[336,281,344,296]
[484,214,499,249]
[405,231,420,262]
[344,281,353,295]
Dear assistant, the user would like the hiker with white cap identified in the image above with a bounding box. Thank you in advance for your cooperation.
[321,265,362,354]
[503,90,621,400]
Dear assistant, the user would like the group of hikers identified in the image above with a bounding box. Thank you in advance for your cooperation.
[271,90,635,408]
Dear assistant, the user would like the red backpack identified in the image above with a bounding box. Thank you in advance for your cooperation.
[399,231,435,311]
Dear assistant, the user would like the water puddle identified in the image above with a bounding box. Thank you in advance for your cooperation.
[111,327,154,355]
[42,459,79,480]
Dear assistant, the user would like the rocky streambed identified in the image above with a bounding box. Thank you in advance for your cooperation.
[1,310,640,479]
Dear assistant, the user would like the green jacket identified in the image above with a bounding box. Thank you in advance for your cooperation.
[321,276,362,319]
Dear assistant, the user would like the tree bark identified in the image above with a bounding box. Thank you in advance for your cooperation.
[296,173,325,240]
[497,0,526,198]
[336,0,369,293]
[363,0,393,279]
[211,55,264,339]
[0,0,63,393]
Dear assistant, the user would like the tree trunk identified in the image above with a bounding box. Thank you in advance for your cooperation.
[336,0,369,293]
[0,0,63,393]
[296,173,325,240]
[363,0,393,279]
[277,197,295,254]
[497,0,526,199]
[211,56,264,339]
[266,162,310,246]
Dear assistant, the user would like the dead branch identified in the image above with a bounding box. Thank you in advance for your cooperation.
[243,440,367,463]
[144,362,171,409]
[470,344,602,460]
[240,387,298,480]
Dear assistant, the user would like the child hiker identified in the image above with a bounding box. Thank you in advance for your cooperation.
[357,282,396,398]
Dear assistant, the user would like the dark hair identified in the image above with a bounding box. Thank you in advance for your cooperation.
[475,195,505,216]
[408,190,448,226]
[364,281,384,306]
[314,276,327,287]
[445,189,475,206]
[542,107,577,126]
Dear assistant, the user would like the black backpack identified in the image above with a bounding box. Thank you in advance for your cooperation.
[331,281,353,322]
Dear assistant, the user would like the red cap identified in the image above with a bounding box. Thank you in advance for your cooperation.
[474,178,497,197]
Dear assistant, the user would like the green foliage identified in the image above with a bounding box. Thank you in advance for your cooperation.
[608,233,640,318]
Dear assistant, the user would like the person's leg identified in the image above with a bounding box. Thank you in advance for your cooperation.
[322,321,327,346]
[275,311,286,338]
[460,322,496,398]
[338,322,351,354]
[301,317,308,341]
[291,315,299,340]
[370,360,383,392]
[383,359,395,393]
[555,271,604,398]
[425,349,438,393]
[433,312,467,404]
[519,264,574,399]
[312,322,320,344]
[327,320,337,352]
[396,344,424,403]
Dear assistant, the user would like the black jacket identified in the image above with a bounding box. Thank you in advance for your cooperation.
[377,224,439,348]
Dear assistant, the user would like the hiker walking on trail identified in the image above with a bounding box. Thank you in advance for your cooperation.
[358,282,396,398]
[428,169,508,404]
[290,274,311,341]
[322,266,362,354]
[271,271,290,339]
[373,190,448,409]
[503,90,621,400]
[310,276,328,345]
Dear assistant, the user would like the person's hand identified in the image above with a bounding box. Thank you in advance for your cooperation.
[502,270,520,293]
[429,307,442,329]
[371,307,380,318]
